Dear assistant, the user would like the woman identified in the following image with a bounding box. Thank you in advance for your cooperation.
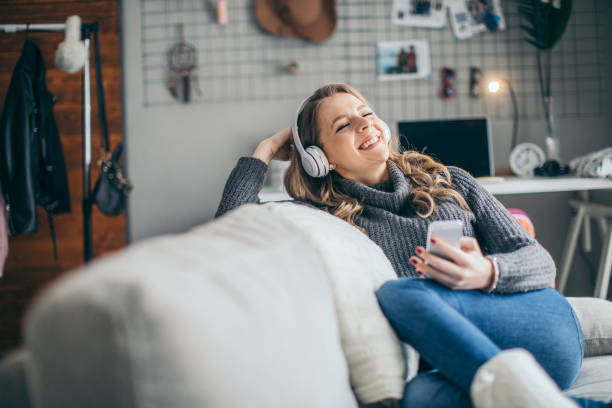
[216,83,610,408]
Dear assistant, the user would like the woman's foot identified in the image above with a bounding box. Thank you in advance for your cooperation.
[470,348,579,408]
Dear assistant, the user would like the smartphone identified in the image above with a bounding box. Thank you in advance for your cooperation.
[426,220,464,261]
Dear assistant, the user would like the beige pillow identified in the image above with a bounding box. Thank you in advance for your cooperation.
[263,202,419,405]
[567,297,612,357]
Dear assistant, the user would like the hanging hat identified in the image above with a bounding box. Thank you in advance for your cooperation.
[255,0,337,44]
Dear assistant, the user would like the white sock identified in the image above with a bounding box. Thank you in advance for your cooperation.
[470,348,579,408]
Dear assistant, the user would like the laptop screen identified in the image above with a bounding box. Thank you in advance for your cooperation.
[397,118,493,178]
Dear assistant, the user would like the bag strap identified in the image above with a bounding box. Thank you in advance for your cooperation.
[93,25,110,153]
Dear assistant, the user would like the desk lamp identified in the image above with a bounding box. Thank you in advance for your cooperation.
[487,79,518,150]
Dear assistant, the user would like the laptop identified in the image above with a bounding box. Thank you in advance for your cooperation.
[397,118,494,178]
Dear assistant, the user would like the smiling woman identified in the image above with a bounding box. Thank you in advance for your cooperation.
[214,83,611,408]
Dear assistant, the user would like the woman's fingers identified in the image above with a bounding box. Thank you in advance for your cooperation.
[460,236,480,252]
[429,236,468,264]
[411,251,464,280]
[414,261,459,288]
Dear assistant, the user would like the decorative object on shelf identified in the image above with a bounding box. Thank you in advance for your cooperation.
[448,0,506,40]
[55,15,86,73]
[440,67,456,99]
[376,40,431,81]
[569,147,612,179]
[487,78,519,150]
[512,0,573,163]
[469,67,483,98]
[167,23,199,103]
[391,0,447,28]
[255,0,337,44]
[509,142,546,177]
[533,158,569,177]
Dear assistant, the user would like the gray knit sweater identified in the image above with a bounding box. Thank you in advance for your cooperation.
[215,157,555,293]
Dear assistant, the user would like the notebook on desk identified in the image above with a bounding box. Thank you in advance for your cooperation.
[398,118,494,178]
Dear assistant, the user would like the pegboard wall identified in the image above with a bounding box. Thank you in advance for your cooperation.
[140,0,609,123]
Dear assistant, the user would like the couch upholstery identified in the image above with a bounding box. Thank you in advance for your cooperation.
[0,203,611,408]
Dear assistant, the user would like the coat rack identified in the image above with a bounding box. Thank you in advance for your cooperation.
[0,22,97,262]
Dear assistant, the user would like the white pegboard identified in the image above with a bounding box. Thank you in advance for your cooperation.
[140,0,609,123]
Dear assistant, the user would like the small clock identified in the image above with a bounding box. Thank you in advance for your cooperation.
[509,143,546,177]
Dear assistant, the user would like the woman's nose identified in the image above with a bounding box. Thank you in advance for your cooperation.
[356,115,370,132]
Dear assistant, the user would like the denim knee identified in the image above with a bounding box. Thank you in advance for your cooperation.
[376,278,432,316]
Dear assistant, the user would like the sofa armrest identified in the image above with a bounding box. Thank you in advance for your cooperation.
[0,349,32,408]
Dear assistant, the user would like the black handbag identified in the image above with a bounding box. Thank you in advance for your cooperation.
[93,143,132,216]
[91,28,132,215]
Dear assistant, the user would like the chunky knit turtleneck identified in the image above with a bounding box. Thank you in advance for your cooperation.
[216,157,555,293]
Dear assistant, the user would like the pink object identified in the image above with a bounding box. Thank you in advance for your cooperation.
[217,0,228,25]
[508,208,536,238]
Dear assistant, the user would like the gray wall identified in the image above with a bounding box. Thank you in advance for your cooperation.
[122,1,611,297]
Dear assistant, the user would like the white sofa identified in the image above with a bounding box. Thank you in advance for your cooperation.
[0,203,611,408]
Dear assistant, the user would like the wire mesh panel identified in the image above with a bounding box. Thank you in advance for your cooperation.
[140,0,609,123]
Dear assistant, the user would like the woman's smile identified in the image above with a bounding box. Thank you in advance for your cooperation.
[358,134,381,150]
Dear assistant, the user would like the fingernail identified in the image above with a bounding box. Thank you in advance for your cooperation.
[416,269,423,275]
[430,238,436,244]
[410,258,418,265]
[416,248,423,255]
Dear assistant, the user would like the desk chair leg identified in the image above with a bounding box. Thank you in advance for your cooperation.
[558,205,586,293]
[580,191,592,253]
[594,223,612,299]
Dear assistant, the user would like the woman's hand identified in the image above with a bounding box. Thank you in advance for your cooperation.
[252,126,293,164]
[409,236,495,290]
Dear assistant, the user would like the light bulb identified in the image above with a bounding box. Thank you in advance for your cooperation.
[488,81,501,93]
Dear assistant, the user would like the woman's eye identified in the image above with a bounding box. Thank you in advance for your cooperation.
[363,112,373,117]
[336,123,349,132]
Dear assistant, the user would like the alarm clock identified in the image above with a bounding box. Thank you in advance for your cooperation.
[509,143,546,177]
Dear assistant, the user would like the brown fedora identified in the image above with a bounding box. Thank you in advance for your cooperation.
[255,0,337,44]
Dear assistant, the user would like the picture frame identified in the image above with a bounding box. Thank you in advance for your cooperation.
[392,0,447,28]
[376,40,432,81]
[448,0,506,40]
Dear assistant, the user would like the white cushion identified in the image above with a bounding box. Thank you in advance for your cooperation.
[25,204,358,408]
[262,202,418,404]
[567,297,612,357]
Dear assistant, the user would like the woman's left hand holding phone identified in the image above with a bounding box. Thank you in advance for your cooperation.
[252,127,293,164]
[410,236,495,291]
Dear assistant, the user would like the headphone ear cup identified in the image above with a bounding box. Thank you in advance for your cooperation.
[303,145,329,178]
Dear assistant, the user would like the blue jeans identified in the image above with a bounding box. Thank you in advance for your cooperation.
[375,278,609,408]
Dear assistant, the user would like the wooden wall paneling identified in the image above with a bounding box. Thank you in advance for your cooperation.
[0,0,124,355]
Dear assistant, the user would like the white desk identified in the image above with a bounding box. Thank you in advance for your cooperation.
[478,176,612,195]
[260,177,612,200]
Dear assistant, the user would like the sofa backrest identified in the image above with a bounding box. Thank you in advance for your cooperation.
[23,204,358,408]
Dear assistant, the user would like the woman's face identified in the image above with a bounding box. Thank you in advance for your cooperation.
[317,92,390,185]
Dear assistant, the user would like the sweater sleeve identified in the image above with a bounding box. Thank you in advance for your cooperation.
[214,157,268,218]
[448,167,556,293]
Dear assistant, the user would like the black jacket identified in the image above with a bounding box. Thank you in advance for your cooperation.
[0,39,70,236]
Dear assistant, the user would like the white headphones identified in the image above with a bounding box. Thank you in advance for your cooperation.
[55,15,87,74]
[291,97,392,178]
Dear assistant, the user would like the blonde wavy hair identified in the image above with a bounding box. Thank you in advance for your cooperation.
[284,83,470,230]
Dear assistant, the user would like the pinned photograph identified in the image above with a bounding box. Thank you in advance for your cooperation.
[448,0,506,40]
[392,0,447,28]
[377,40,432,81]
